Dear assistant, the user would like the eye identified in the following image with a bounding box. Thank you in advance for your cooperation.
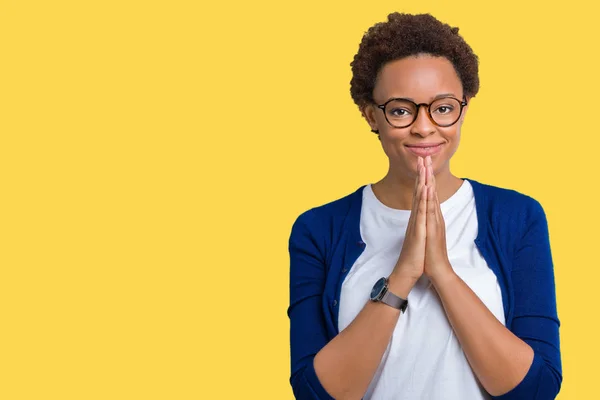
[434,105,454,114]
[389,108,411,117]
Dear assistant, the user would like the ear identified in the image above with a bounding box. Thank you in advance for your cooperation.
[460,97,471,122]
[361,103,379,132]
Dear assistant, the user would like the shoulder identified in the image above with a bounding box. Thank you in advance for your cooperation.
[466,178,550,258]
[288,185,365,265]
[291,185,365,231]
[467,178,546,219]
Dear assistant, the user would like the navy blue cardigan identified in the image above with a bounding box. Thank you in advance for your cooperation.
[287,177,562,399]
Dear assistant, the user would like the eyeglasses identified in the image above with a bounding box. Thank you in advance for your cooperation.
[375,95,468,128]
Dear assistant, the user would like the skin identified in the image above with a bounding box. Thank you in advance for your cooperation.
[361,53,467,211]
[311,54,534,399]
[364,54,535,396]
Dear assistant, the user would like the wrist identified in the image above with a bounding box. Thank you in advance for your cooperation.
[429,268,459,289]
[387,272,418,299]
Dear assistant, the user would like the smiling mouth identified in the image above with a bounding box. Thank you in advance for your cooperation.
[404,143,444,156]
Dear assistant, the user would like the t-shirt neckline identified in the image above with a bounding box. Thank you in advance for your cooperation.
[365,179,471,219]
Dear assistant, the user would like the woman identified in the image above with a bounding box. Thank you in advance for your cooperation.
[287,12,562,400]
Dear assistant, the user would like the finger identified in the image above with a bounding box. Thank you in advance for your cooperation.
[413,156,422,192]
[430,165,440,224]
[426,158,433,188]
[435,189,444,228]
[434,185,441,225]
[424,156,430,187]
[426,185,437,237]
[411,157,423,210]
[426,160,436,223]
[409,157,424,231]
[427,156,433,183]
[416,182,427,239]
[406,159,418,232]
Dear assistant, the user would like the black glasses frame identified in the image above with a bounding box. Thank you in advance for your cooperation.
[375,95,468,128]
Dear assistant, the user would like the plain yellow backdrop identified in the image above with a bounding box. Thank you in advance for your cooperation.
[0,1,597,399]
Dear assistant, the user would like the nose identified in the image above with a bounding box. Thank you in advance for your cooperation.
[410,104,436,137]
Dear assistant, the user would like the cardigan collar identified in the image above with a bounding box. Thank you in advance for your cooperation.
[345,177,489,247]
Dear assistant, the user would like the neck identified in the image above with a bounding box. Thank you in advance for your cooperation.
[371,162,463,211]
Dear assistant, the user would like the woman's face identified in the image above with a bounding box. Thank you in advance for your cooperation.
[363,54,470,178]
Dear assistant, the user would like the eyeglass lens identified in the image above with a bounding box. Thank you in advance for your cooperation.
[384,98,462,127]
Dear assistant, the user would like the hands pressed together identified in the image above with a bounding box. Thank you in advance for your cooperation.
[391,155,456,293]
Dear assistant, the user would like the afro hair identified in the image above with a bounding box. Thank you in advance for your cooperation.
[350,12,480,113]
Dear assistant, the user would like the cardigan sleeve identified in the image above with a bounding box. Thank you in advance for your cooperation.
[287,212,336,400]
[491,198,562,399]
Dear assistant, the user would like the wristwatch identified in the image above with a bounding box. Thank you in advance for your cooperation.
[370,277,408,313]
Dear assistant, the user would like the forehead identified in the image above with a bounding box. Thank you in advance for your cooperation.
[373,55,463,102]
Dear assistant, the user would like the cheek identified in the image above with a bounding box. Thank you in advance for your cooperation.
[441,130,461,158]
[441,126,461,144]
[380,129,411,158]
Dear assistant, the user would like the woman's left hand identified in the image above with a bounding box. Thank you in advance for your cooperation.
[423,155,455,283]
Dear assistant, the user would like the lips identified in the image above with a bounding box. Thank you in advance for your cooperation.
[405,143,444,157]
[405,142,444,148]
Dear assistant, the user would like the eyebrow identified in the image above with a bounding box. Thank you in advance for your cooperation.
[388,93,458,102]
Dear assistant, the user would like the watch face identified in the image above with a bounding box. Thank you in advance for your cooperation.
[370,277,387,300]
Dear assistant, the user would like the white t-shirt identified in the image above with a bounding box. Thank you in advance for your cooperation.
[338,179,506,400]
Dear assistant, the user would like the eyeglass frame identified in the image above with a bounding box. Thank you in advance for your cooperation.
[374,95,468,129]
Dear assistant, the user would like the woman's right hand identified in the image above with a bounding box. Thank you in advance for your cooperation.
[390,156,427,293]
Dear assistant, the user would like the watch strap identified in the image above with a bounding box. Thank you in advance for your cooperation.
[381,290,408,311]
[379,277,409,312]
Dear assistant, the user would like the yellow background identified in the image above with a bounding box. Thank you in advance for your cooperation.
[0,1,596,399]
